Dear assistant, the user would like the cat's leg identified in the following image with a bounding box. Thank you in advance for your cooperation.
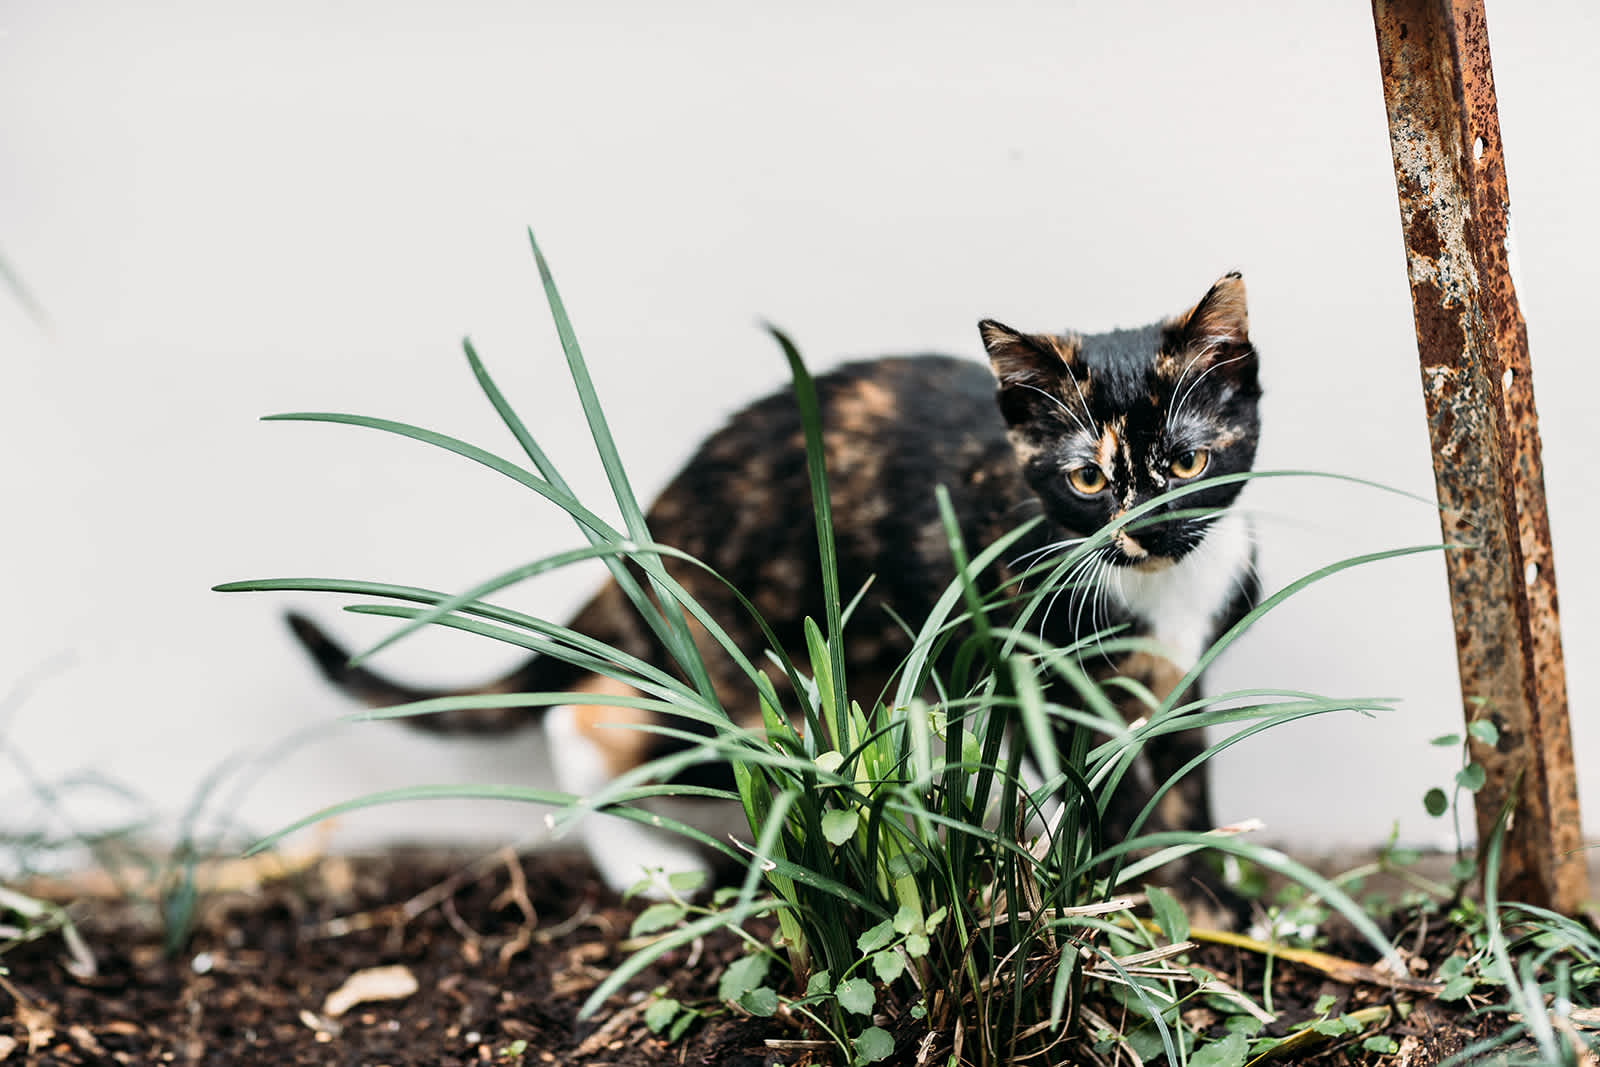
[543,687,713,898]
[1089,667,1247,930]
[1137,698,1249,930]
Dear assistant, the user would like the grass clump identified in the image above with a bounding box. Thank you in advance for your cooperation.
[225,232,1485,1065]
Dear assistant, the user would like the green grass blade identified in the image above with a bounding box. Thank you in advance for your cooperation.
[526,229,649,541]
[768,325,849,742]
[261,411,618,539]
[246,782,741,862]
[1158,543,1445,717]
[461,337,698,668]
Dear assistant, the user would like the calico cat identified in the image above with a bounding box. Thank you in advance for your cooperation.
[288,273,1261,909]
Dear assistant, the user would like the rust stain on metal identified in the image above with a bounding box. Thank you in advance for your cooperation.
[1372,0,1585,912]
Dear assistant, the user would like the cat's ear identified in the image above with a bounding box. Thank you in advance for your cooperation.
[979,319,1080,388]
[1176,272,1250,348]
[1169,273,1260,396]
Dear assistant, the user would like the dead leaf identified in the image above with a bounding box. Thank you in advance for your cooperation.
[323,964,419,1018]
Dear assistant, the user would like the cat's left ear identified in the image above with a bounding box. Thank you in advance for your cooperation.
[1176,272,1250,349]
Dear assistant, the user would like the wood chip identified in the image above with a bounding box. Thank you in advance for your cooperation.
[322,964,419,1018]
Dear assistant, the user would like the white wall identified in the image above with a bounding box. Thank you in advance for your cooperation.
[2,1,1594,859]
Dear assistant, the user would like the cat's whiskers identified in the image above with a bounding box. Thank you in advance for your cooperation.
[1007,497,1045,515]
[1171,351,1252,429]
[1044,549,1101,648]
[1165,342,1220,432]
[1228,533,1264,603]
[1010,535,1090,571]
[1016,383,1096,439]
[1067,552,1110,663]
[1092,555,1119,661]
[1064,369,1099,438]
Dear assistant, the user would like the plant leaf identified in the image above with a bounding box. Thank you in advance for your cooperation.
[740,987,778,1017]
[1188,1031,1247,1067]
[1424,788,1449,817]
[836,976,875,1016]
[1146,885,1189,945]
[822,809,859,846]
[853,1026,895,1063]
[857,919,895,955]
[805,970,832,998]
[644,997,680,1034]
[630,902,686,938]
[719,954,770,1004]
[666,870,707,894]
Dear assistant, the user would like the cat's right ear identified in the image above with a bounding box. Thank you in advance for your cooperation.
[979,320,1080,388]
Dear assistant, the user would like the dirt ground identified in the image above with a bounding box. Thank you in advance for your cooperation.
[0,846,1514,1065]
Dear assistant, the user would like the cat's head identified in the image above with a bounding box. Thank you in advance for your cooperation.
[979,273,1261,570]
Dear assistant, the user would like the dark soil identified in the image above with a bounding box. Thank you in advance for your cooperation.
[2,848,1502,1065]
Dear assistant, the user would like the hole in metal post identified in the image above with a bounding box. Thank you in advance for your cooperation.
[1473,136,1487,160]
[1525,561,1539,586]
[1502,367,1514,392]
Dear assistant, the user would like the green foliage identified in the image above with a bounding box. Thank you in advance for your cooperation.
[1426,805,1600,1065]
[224,232,1438,1064]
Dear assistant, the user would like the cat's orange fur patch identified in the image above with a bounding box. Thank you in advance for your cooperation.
[1114,650,1187,705]
[1095,427,1119,472]
[570,674,655,777]
[849,379,897,419]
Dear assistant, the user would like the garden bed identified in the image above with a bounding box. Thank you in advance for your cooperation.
[3,846,1519,1065]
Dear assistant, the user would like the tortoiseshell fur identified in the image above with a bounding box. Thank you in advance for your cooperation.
[290,274,1263,914]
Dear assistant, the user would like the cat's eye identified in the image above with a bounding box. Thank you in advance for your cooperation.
[1169,449,1209,479]
[1067,466,1108,495]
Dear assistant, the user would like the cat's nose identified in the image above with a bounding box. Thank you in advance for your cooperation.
[1112,529,1149,559]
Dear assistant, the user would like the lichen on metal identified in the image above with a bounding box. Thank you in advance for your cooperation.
[1372,0,1585,912]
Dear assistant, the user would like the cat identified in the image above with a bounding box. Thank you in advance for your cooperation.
[287,272,1261,913]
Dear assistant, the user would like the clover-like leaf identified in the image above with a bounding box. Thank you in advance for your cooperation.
[668,1010,696,1042]
[822,809,859,846]
[805,970,832,998]
[644,997,680,1034]
[667,870,706,894]
[630,902,686,938]
[835,976,875,1016]
[1424,788,1449,817]
[857,918,895,954]
[740,986,779,1017]
[1188,1031,1247,1067]
[853,1026,894,1063]
[719,954,770,1004]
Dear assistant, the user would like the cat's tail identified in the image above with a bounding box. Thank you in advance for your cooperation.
[285,612,588,735]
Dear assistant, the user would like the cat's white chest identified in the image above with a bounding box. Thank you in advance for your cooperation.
[1106,509,1254,671]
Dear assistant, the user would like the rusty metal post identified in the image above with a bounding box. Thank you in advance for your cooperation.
[1372,0,1586,912]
